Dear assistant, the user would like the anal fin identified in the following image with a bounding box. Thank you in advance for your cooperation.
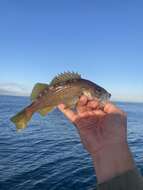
[38,106,54,116]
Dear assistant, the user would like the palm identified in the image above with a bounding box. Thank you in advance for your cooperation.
[58,96,127,155]
[75,112,127,155]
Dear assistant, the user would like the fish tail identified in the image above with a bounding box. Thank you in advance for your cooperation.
[10,104,35,131]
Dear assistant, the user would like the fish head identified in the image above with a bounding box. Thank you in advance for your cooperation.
[92,84,111,102]
[100,91,111,102]
[81,79,111,102]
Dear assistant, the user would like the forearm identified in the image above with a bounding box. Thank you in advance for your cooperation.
[91,143,143,189]
[92,143,135,183]
[97,168,143,190]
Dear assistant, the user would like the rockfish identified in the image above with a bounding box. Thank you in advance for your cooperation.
[10,72,111,131]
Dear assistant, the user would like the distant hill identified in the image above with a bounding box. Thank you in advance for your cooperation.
[0,83,30,96]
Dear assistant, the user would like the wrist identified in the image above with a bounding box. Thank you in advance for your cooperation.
[92,142,135,183]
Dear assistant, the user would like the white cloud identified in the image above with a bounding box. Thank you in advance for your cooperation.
[0,83,31,96]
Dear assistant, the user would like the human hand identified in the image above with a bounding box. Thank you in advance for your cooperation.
[58,95,127,156]
[58,96,135,183]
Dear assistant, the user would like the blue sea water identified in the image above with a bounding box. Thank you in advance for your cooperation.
[0,95,143,190]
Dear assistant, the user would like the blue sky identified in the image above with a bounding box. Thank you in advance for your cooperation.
[0,0,143,102]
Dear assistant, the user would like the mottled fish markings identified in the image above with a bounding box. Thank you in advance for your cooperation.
[10,71,111,131]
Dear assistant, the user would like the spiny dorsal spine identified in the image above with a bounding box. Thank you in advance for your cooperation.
[50,71,81,86]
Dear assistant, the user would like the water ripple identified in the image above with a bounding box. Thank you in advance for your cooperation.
[0,96,143,189]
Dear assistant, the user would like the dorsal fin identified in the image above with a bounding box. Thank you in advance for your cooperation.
[50,72,81,86]
[31,83,48,101]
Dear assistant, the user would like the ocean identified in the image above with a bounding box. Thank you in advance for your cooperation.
[0,95,143,190]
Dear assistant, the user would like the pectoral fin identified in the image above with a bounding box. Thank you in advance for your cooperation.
[83,90,92,98]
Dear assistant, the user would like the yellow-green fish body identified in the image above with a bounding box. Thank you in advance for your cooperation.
[10,72,111,131]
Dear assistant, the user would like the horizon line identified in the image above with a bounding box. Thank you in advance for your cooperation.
[0,93,142,104]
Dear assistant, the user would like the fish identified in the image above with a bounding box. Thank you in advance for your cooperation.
[10,72,111,131]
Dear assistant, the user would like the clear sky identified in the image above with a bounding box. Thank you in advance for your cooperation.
[0,0,143,102]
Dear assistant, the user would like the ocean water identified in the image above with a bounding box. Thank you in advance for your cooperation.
[0,95,143,190]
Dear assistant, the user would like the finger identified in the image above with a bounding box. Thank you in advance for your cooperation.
[79,110,96,117]
[58,104,77,122]
[76,95,89,113]
[87,100,100,109]
[77,105,89,114]
[104,102,126,115]
[93,110,106,117]
[78,109,105,118]
[77,95,88,106]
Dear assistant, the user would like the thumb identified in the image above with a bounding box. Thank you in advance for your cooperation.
[58,104,77,123]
